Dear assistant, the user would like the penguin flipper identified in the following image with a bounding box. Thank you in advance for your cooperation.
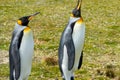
[9,31,23,79]
[65,37,75,70]
[58,22,75,74]
[9,53,14,80]
[64,23,75,70]
[78,51,83,69]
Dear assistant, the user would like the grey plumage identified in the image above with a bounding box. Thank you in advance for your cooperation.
[59,18,80,72]
[9,24,26,80]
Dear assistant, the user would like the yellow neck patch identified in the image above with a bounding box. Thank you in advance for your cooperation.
[77,18,83,24]
[24,27,31,32]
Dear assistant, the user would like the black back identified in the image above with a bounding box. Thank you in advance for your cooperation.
[9,25,25,80]
[58,21,76,76]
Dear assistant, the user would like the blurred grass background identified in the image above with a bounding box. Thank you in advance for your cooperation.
[0,0,120,80]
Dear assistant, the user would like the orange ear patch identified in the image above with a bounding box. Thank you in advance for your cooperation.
[71,14,74,17]
[77,18,83,24]
[24,27,31,32]
[17,20,22,25]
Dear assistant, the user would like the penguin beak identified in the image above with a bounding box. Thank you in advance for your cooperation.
[28,12,40,20]
[76,0,82,10]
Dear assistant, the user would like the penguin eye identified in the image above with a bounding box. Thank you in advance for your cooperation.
[17,20,22,25]
[72,9,80,17]
[76,11,80,16]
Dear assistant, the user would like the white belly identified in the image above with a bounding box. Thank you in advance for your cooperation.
[72,23,85,70]
[19,30,34,79]
[62,45,73,80]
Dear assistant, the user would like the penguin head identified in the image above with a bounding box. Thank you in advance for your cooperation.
[71,0,82,18]
[17,12,40,26]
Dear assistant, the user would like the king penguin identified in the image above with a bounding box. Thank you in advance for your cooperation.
[9,12,40,80]
[58,0,85,80]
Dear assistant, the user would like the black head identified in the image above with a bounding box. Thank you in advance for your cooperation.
[71,0,82,17]
[17,16,30,26]
[17,12,40,26]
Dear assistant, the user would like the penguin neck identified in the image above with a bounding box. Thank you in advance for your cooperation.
[76,17,83,24]
[15,23,26,28]
[15,23,31,29]
[69,17,80,23]
[15,23,26,29]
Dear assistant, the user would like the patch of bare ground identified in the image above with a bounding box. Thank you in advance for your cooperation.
[87,53,120,79]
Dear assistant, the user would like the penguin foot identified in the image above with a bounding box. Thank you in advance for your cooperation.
[71,76,74,80]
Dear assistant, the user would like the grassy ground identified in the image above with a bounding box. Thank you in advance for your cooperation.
[0,0,120,80]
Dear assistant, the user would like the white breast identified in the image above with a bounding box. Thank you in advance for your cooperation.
[19,30,34,79]
[72,22,85,70]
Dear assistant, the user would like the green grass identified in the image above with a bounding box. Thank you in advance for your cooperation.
[0,0,120,79]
